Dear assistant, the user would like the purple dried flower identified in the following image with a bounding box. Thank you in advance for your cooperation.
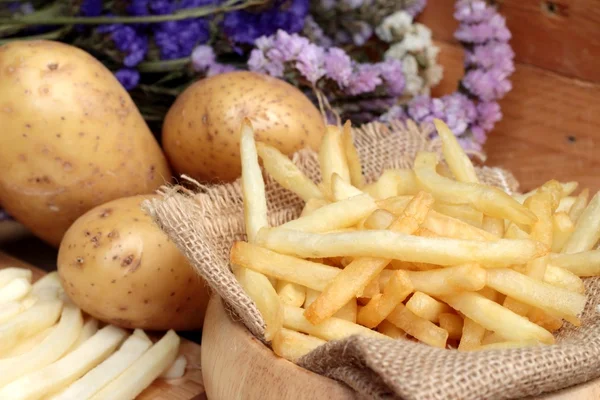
[463,68,512,102]
[403,0,427,17]
[207,63,237,77]
[470,126,487,144]
[191,45,216,72]
[377,59,405,97]
[324,47,353,87]
[465,42,515,74]
[269,30,310,63]
[455,14,511,43]
[296,43,326,84]
[248,49,285,77]
[105,25,148,67]
[379,105,407,123]
[115,68,140,90]
[454,0,496,23]
[407,95,433,121]
[476,101,502,131]
[346,65,382,95]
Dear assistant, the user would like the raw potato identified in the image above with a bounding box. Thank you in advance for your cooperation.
[57,195,210,330]
[0,40,171,247]
[162,71,325,182]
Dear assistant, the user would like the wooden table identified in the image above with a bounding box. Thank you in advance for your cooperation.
[417,0,600,193]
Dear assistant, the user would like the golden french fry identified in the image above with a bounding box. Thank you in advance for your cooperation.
[404,264,486,296]
[514,181,577,204]
[357,270,413,328]
[240,119,268,243]
[394,169,420,195]
[556,196,576,213]
[331,173,364,201]
[272,328,326,362]
[440,292,555,344]
[550,250,600,276]
[502,296,530,316]
[435,118,478,183]
[304,192,432,324]
[424,211,498,241]
[90,330,180,400]
[256,142,323,202]
[0,268,32,289]
[359,276,380,298]
[525,192,553,247]
[458,318,486,351]
[562,192,600,254]
[341,120,365,188]
[256,228,546,268]
[486,268,586,317]
[481,331,505,345]
[276,281,306,307]
[233,267,283,342]
[376,195,412,215]
[231,242,339,291]
[386,304,448,348]
[405,292,451,323]
[284,306,388,341]
[300,198,329,217]
[477,287,500,302]
[527,308,563,332]
[319,125,350,190]
[438,313,463,341]
[568,188,590,224]
[51,330,153,400]
[544,265,585,293]
[413,152,537,225]
[0,325,128,400]
[432,203,484,228]
[335,299,357,323]
[481,216,505,238]
[276,193,376,233]
[363,209,396,230]
[504,223,530,240]
[303,288,320,308]
[363,170,401,199]
[552,212,575,253]
[376,320,406,339]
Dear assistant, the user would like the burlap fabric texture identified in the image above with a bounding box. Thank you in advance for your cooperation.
[143,120,600,400]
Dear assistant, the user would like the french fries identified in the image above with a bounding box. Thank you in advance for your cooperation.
[228,117,600,358]
[90,330,180,400]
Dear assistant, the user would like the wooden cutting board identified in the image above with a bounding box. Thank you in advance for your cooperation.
[0,252,206,400]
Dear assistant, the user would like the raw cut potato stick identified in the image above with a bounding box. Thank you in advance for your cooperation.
[256,228,546,268]
[0,302,82,387]
[386,304,448,348]
[4,327,54,358]
[0,268,32,289]
[341,120,364,189]
[319,125,350,192]
[256,142,323,201]
[272,328,326,362]
[160,354,187,379]
[0,297,62,354]
[50,330,152,400]
[413,152,536,225]
[304,192,433,324]
[550,250,600,277]
[440,292,555,344]
[562,192,600,254]
[238,119,283,341]
[0,301,30,324]
[66,318,99,354]
[0,278,31,304]
[90,330,180,400]
[0,325,127,400]
[274,193,377,233]
[283,306,388,341]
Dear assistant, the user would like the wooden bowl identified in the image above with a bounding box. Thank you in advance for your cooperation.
[201,296,357,399]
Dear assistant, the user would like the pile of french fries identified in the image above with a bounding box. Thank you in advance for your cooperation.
[0,268,185,400]
[231,118,600,360]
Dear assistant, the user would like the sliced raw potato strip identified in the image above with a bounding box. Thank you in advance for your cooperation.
[0,301,25,324]
[0,268,32,289]
[66,319,99,354]
[0,302,82,387]
[272,328,326,363]
[3,327,54,358]
[90,330,180,400]
[50,329,152,400]
[160,354,187,380]
[0,278,31,304]
[0,325,128,400]
[0,298,62,354]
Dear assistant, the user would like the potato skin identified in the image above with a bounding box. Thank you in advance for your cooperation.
[0,41,171,247]
[57,195,209,331]
[162,71,325,182]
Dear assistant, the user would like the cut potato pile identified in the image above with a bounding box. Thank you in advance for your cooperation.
[232,118,600,359]
[0,270,185,400]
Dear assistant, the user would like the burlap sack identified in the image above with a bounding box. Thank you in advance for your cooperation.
[143,120,600,400]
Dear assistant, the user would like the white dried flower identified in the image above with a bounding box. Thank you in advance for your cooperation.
[375,11,413,42]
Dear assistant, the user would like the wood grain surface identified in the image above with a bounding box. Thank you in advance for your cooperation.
[0,251,206,400]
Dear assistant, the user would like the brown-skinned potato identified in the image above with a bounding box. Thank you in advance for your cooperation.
[0,41,171,247]
[57,195,209,331]
[162,71,325,182]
